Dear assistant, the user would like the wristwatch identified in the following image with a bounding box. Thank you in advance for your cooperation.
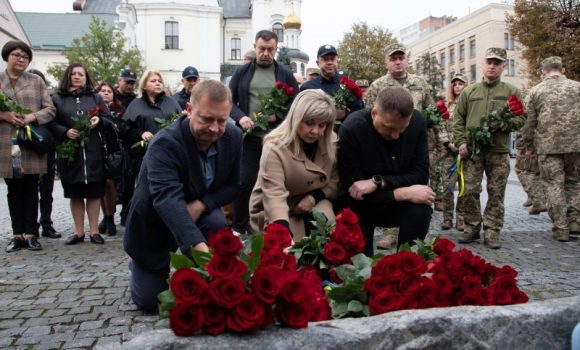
[372,175,383,190]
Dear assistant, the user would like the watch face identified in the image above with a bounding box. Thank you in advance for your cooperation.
[373,175,382,184]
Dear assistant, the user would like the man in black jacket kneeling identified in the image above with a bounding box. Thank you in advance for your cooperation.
[337,86,434,257]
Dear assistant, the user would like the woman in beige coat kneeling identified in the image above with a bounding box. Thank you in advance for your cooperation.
[250,89,339,241]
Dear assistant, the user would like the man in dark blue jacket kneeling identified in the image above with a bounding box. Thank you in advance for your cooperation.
[123,80,242,312]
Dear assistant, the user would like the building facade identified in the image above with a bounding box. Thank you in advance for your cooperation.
[0,0,31,72]
[407,4,527,100]
[399,15,456,47]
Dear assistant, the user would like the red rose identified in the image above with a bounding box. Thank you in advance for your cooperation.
[481,286,495,306]
[109,102,115,108]
[472,256,487,276]
[462,276,483,295]
[372,255,404,281]
[117,112,124,118]
[279,273,309,303]
[448,270,466,288]
[364,275,390,295]
[336,208,359,227]
[169,303,204,336]
[353,86,363,99]
[97,105,105,113]
[324,242,348,266]
[250,266,282,304]
[434,294,450,308]
[209,278,246,308]
[457,292,484,306]
[262,303,275,327]
[339,76,349,84]
[329,223,351,246]
[310,297,331,321]
[396,295,418,311]
[346,230,365,255]
[329,268,343,284]
[259,249,286,268]
[282,83,289,91]
[419,277,438,300]
[512,107,525,116]
[299,267,326,298]
[208,228,243,256]
[227,294,266,333]
[435,100,445,108]
[442,111,450,119]
[433,238,456,255]
[396,275,422,296]
[511,290,529,304]
[263,232,281,252]
[170,268,210,305]
[275,301,312,328]
[432,273,453,296]
[275,81,284,89]
[508,94,519,103]
[491,276,516,292]
[457,248,476,266]
[202,303,227,336]
[369,291,399,315]
[494,289,513,305]
[283,254,297,271]
[499,265,518,279]
[397,251,428,276]
[205,255,247,280]
[88,108,96,116]
[419,297,439,309]
[265,223,292,251]
[435,251,463,271]
[285,87,294,97]
[482,263,500,282]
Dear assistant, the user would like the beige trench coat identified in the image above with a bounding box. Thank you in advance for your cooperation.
[250,138,339,241]
[0,71,56,178]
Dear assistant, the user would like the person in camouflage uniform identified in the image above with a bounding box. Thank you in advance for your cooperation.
[356,79,370,100]
[521,56,580,241]
[514,131,546,213]
[439,74,468,231]
[453,48,526,249]
[365,43,436,249]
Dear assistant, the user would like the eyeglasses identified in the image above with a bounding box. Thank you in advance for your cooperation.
[10,53,30,62]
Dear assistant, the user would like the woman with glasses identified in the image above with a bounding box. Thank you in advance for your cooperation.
[0,40,56,252]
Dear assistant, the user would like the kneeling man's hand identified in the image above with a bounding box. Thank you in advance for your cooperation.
[394,185,435,206]
[349,179,377,201]
[187,200,207,222]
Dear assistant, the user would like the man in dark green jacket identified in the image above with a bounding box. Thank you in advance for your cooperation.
[452,48,526,249]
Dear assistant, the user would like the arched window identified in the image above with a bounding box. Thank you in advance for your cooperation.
[291,35,294,48]
[273,23,284,42]
[291,62,297,73]
[301,63,305,77]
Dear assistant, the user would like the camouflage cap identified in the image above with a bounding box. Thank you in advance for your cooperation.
[541,56,562,68]
[355,79,369,87]
[484,48,507,61]
[384,43,407,56]
[451,73,468,83]
[306,67,321,76]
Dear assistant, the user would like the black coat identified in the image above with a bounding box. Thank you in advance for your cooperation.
[51,90,114,184]
[124,92,182,144]
[124,115,243,270]
[102,105,126,155]
[172,88,190,111]
[228,59,298,127]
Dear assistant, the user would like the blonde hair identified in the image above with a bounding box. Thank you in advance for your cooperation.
[264,89,337,163]
[137,70,164,98]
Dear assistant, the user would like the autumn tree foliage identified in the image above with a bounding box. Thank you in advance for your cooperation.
[506,0,580,86]
[337,22,398,84]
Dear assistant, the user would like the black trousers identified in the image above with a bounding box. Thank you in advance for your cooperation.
[129,208,228,312]
[233,134,262,233]
[38,150,56,225]
[6,174,40,234]
[344,198,432,257]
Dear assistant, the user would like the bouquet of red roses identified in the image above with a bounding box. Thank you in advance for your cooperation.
[108,102,124,119]
[56,105,104,164]
[157,223,330,337]
[333,76,363,111]
[253,81,294,132]
[422,100,449,131]
[365,238,529,315]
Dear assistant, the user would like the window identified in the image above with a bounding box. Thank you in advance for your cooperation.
[231,38,241,60]
[471,64,476,81]
[459,44,465,60]
[460,68,465,75]
[470,40,476,56]
[417,63,421,76]
[510,36,514,50]
[291,62,297,73]
[441,52,446,67]
[504,63,509,76]
[450,48,455,64]
[441,74,446,89]
[165,21,179,49]
[504,33,515,50]
[273,23,284,42]
[509,59,516,76]
[301,63,305,77]
[450,71,456,79]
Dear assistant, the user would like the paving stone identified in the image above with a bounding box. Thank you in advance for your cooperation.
[134,315,159,323]
[81,289,103,296]
[131,323,152,334]
[0,326,28,337]
[0,310,18,319]
[79,320,105,331]
[21,325,52,337]
[54,324,80,333]
[14,336,44,345]
[75,328,105,338]
[104,326,130,336]
[0,319,24,328]
[17,309,44,318]
[37,289,61,298]
[31,342,64,350]
[73,312,100,322]
[94,336,121,349]
[62,337,96,349]
[22,317,51,327]
[0,336,14,347]
[68,306,92,315]
[48,315,74,325]
[109,316,132,326]
[43,308,68,317]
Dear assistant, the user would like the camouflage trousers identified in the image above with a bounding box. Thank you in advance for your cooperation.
[462,152,510,235]
[515,155,545,203]
[429,151,442,200]
[441,152,464,222]
[538,153,580,235]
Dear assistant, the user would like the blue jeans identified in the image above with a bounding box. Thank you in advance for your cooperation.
[573,322,580,350]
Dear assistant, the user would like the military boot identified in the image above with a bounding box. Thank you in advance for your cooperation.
[458,231,480,243]
[528,202,547,215]
[456,218,464,231]
[554,230,570,242]
[434,199,443,212]
[569,218,580,235]
[376,227,398,249]
[522,198,533,207]
[483,231,501,249]
[440,220,452,230]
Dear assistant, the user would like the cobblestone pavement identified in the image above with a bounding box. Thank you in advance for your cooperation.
[0,159,578,349]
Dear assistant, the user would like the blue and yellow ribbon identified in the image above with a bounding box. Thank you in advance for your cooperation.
[14,125,44,142]
[447,154,465,197]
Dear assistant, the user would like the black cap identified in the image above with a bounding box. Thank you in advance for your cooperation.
[182,66,199,79]
[317,44,338,58]
[120,69,137,82]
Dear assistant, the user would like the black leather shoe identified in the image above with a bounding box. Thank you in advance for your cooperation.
[6,237,24,252]
[26,237,42,251]
[65,234,85,245]
[106,217,116,236]
[41,224,61,238]
[90,234,105,244]
[98,216,107,234]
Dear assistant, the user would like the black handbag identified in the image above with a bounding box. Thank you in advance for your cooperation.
[103,129,133,178]
[15,124,54,155]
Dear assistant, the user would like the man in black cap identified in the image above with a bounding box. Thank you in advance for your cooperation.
[117,69,138,109]
[300,44,364,127]
[173,66,199,110]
